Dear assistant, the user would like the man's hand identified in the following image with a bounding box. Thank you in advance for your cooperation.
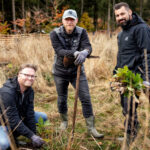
[31,135,45,148]
[74,50,89,65]
[110,81,125,94]
[74,51,80,58]
[143,81,150,88]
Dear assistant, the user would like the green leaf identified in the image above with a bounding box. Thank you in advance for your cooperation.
[44,120,51,126]
[114,66,144,97]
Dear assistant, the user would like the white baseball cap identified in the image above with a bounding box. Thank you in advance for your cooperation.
[62,9,77,20]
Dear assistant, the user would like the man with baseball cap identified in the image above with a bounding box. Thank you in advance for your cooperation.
[50,9,104,138]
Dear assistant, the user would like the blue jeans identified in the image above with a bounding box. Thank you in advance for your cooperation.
[0,111,47,150]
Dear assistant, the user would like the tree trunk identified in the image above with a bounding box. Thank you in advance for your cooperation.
[37,0,40,32]
[46,0,48,14]
[12,0,16,33]
[22,0,25,18]
[22,0,26,33]
[140,0,143,17]
[37,0,39,10]
[50,0,64,17]
[112,0,115,32]
[2,0,4,21]
[107,0,110,37]
[81,0,84,16]
[28,0,30,10]
[93,1,98,32]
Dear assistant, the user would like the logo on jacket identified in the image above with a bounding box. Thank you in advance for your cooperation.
[125,36,128,41]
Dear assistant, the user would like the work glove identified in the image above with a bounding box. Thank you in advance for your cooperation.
[143,81,150,88]
[74,51,80,58]
[74,50,89,65]
[110,81,125,94]
[31,135,45,148]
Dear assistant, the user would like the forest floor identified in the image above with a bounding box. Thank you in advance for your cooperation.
[17,79,150,150]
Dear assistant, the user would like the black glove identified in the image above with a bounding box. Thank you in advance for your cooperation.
[31,135,45,148]
[74,50,89,65]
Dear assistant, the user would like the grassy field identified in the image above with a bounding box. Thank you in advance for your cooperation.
[0,33,150,150]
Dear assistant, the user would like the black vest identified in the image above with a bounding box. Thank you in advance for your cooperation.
[52,26,84,77]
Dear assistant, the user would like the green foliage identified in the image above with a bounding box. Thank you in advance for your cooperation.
[7,63,13,69]
[113,66,144,96]
[1,0,150,33]
[42,72,54,86]
[78,12,94,32]
[5,64,19,78]
[0,21,10,34]
[36,117,51,135]
[41,22,53,33]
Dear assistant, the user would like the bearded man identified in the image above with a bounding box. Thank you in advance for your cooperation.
[112,2,150,144]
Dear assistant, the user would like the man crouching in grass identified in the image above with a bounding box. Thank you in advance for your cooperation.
[0,64,48,150]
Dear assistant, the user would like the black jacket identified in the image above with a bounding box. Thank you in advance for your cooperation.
[114,13,150,80]
[50,25,92,77]
[0,77,36,138]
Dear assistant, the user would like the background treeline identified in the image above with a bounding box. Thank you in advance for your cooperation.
[0,0,150,34]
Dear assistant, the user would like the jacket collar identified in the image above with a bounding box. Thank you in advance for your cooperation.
[122,13,145,30]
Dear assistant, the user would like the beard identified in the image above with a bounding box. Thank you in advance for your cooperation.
[117,19,128,26]
[117,14,131,27]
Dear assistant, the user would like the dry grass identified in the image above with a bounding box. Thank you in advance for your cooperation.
[0,33,149,150]
[0,33,117,86]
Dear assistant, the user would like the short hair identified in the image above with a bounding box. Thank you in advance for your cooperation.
[114,2,130,10]
[18,64,37,73]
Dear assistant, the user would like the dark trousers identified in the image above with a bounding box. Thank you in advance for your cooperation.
[54,73,93,118]
[121,95,139,135]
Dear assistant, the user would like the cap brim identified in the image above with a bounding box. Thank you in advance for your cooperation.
[63,16,76,20]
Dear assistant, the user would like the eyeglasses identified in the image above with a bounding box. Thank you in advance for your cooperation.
[20,73,37,79]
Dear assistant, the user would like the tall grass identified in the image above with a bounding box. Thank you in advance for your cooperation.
[0,33,149,150]
[0,33,118,84]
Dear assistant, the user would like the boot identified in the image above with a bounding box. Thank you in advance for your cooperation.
[59,113,68,130]
[85,116,104,138]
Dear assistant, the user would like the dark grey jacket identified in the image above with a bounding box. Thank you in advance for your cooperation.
[0,77,36,138]
[50,25,92,77]
[114,13,150,80]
